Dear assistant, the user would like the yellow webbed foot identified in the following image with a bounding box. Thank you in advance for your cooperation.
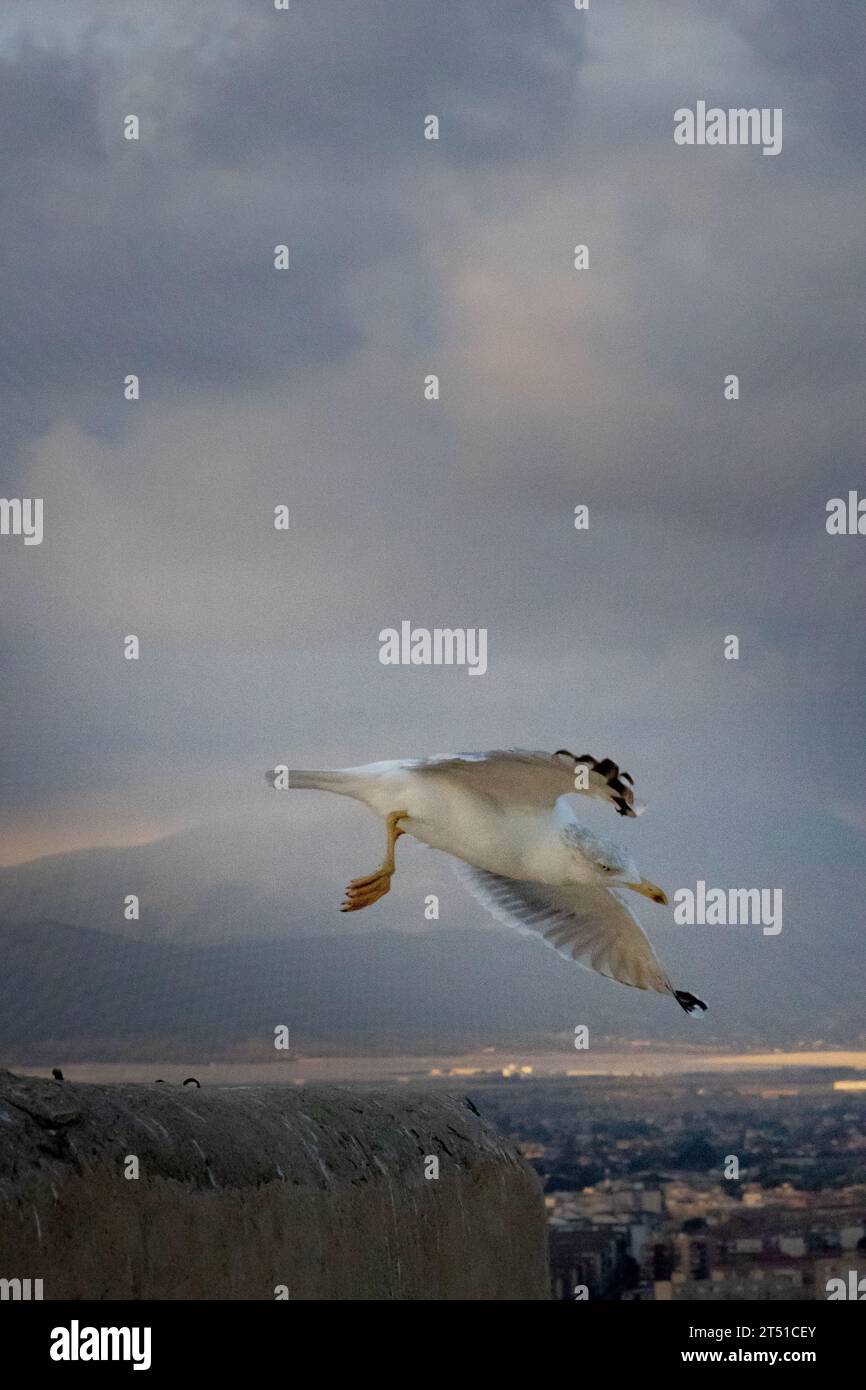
[339,810,408,913]
[340,870,393,912]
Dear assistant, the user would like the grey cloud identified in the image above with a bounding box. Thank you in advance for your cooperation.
[0,0,587,473]
[731,0,866,163]
[181,1,585,170]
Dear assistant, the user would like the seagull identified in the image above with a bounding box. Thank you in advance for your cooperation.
[268,749,707,1015]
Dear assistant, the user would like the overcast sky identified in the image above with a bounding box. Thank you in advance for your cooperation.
[0,1,864,1034]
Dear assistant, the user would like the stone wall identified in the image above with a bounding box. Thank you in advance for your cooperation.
[0,1070,549,1300]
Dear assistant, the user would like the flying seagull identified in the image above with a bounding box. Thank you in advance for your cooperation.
[268,749,706,1015]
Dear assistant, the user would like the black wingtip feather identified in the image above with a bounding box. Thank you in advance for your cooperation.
[675,990,708,1015]
[554,749,638,816]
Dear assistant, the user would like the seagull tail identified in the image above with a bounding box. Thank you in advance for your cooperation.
[674,989,708,1015]
[266,767,362,796]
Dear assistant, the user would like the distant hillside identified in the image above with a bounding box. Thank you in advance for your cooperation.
[1,820,862,1054]
[0,918,856,1062]
[0,819,324,945]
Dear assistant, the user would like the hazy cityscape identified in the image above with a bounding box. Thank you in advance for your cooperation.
[476,1066,866,1301]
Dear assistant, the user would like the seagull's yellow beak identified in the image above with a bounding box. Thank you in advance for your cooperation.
[625,878,668,906]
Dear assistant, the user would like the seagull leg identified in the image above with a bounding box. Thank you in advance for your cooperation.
[341,810,408,912]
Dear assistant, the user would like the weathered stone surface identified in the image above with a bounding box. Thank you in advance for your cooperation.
[0,1071,549,1300]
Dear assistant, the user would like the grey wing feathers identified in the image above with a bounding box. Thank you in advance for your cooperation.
[454,863,674,996]
[405,749,642,817]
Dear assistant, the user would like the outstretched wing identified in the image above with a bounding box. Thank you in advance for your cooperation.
[455,864,674,996]
[404,749,642,817]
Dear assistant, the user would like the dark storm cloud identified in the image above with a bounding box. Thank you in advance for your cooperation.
[731,0,866,162]
[0,0,586,482]
[182,0,584,170]
[0,39,105,456]
[0,37,102,164]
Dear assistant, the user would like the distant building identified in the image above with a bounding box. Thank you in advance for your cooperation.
[549,1228,631,1301]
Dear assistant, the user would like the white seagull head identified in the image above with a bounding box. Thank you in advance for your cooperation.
[563,825,668,905]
